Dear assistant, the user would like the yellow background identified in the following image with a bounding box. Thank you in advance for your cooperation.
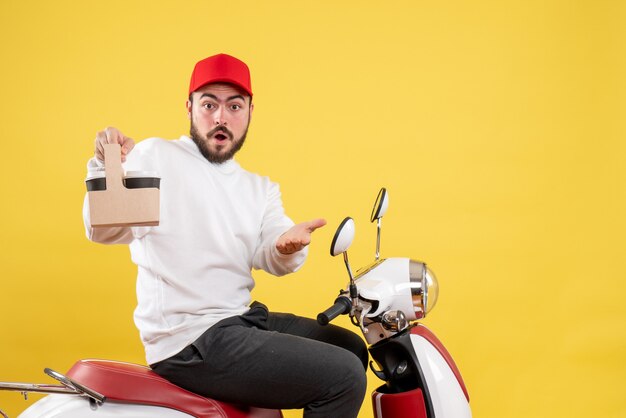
[0,1,624,417]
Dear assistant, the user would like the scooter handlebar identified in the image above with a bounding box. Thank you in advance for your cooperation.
[317,296,352,325]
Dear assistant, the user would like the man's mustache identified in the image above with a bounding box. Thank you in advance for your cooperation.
[206,126,234,140]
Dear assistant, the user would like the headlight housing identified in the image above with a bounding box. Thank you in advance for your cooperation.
[409,260,439,319]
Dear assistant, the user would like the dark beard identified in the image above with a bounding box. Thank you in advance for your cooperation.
[189,122,249,164]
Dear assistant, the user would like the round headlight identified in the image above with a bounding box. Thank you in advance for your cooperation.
[409,260,439,319]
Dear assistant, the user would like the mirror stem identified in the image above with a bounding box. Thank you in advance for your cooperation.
[375,218,382,260]
[343,252,354,283]
[343,252,358,307]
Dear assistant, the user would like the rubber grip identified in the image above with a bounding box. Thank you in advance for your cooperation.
[317,296,352,325]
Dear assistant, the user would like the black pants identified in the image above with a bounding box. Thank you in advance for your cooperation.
[151,302,368,418]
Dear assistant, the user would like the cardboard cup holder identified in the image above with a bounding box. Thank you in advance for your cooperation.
[87,144,160,227]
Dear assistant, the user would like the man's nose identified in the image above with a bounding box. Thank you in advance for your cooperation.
[213,107,227,126]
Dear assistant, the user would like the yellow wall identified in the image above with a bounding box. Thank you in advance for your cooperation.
[0,1,624,417]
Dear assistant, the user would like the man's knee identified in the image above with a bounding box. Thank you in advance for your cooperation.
[329,352,367,417]
[333,348,368,397]
[354,337,369,370]
[340,329,369,370]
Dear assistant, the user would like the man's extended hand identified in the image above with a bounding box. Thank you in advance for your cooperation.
[95,126,136,163]
[276,218,327,255]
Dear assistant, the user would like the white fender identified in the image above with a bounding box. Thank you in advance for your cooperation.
[410,334,472,418]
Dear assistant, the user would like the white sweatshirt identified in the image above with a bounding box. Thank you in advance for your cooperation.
[83,136,307,364]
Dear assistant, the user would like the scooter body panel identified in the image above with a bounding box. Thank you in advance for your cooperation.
[410,333,471,418]
[18,394,285,418]
[18,394,193,418]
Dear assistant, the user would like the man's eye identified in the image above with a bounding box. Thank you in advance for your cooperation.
[230,104,241,110]
[202,103,214,109]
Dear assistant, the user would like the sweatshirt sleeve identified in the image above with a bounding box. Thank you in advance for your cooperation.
[252,182,308,276]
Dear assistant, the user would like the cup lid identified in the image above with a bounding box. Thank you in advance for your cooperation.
[124,171,160,178]
[85,167,106,180]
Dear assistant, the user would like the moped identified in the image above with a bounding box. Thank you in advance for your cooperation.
[0,188,471,418]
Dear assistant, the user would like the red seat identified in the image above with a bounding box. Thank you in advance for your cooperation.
[66,359,282,418]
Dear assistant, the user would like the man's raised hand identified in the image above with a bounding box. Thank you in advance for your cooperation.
[276,218,327,255]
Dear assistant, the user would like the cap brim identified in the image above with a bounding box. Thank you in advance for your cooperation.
[191,78,253,97]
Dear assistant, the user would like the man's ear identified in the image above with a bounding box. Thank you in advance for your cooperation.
[249,102,254,116]
[186,99,192,119]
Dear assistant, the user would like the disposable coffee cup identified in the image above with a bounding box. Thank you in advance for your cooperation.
[124,171,161,189]
[85,167,106,191]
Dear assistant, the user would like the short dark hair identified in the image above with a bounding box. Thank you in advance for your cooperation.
[188,91,253,106]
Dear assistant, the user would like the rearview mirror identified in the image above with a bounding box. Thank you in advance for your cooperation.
[370,188,389,222]
[330,217,355,256]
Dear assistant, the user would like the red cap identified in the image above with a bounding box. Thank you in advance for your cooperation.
[188,53,252,97]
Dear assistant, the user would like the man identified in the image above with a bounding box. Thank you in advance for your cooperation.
[83,53,367,418]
